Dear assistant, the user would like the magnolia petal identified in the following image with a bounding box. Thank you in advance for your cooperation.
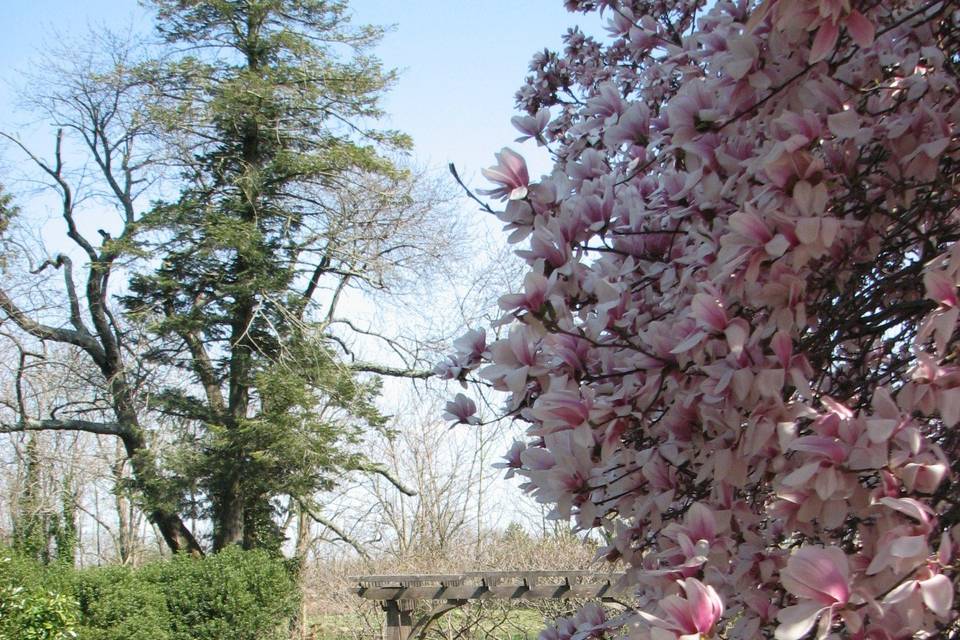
[775,602,823,640]
[782,461,822,487]
[814,469,840,500]
[765,234,791,257]
[846,10,875,48]
[770,330,793,369]
[809,21,839,63]
[883,579,918,605]
[938,387,960,428]
[671,331,707,354]
[756,368,786,399]
[691,293,728,332]
[509,185,529,200]
[795,217,820,244]
[890,535,928,558]
[827,110,860,139]
[725,319,751,356]
[866,418,897,444]
[934,307,959,356]
[924,270,958,306]
[820,218,839,246]
[920,574,953,616]
[879,497,933,524]
[793,180,814,215]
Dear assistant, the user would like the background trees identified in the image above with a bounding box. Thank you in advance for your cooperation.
[447,0,960,637]
[0,0,454,555]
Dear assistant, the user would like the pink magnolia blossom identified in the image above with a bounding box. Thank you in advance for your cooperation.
[512,107,551,143]
[479,147,530,201]
[775,546,850,640]
[442,393,478,425]
[442,0,959,636]
[639,578,724,639]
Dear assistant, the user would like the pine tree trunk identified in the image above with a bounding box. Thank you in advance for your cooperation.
[214,475,245,550]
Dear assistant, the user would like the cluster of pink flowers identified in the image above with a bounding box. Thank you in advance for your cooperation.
[444,0,959,637]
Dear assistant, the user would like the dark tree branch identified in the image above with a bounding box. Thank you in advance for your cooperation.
[299,500,370,559]
[0,288,107,365]
[31,254,90,336]
[355,462,417,497]
[349,362,432,379]
[0,418,127,437]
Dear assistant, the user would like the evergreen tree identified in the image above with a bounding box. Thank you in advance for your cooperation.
[126,0,413,550]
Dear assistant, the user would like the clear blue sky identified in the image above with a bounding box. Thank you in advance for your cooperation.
[0,1,603,185]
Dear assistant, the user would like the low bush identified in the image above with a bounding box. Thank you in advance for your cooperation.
[151,547,299,640]
[73,565,170,640]
[0,546,299,640]
[0,552,78,640]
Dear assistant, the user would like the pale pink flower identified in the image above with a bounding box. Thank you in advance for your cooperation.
[443,393,478,425]
[775,546,850,640]
[512,107,550,143]
[498,271,549,313]
[438,0,957,637]
[493,440,526,479]
[690,292,728,333]
[846,10,875,48]
[923,270,958,307]
[480,147,530,201]
[640,578,724,639]
[883,569,953,618]
[809,20,839,63]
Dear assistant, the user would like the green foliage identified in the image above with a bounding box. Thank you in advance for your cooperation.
[147,547,299,640]
[0,548,298,640]
[0,553,78,640]
[502,522,532,544]
[12,437,77,565]
[73,567,170,640]
[0,184,17,241]
[0,586,79,640]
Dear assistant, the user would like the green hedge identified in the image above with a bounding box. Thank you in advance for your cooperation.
[0,553,78,640]
[73,565,171,640]
[0,547,299,640]
[148,547,299,640]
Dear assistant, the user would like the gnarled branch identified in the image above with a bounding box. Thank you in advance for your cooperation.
[349,362,432,380]
[0,288,107,365]
[0,418,126,437]
[355,462,417,497]
[299,500,370,559]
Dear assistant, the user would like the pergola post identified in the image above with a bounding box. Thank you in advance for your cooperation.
[382,599,415,640]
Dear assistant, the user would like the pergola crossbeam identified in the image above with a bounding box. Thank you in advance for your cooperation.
[353,570,628,640]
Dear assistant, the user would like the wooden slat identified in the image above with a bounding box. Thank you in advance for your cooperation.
[462,570,614,580]
[355,582,625,601]
[353,571,620,586]
[355,574,466,587]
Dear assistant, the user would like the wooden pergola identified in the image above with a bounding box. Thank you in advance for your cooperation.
[353,571,628,640]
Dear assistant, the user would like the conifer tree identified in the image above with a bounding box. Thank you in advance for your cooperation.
[125,0,416,550]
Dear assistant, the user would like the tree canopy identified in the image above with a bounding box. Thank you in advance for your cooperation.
[446,0,960,637]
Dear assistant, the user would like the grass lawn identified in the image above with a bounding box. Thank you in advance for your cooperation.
[309,607,548,639]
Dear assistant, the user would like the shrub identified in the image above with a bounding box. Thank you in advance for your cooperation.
[73,566,170,640]
[0,552,79,640]
[152,547,299,640]
[0,547,299,640]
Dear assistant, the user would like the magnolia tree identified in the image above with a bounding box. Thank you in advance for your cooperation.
[440,0,960,637]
